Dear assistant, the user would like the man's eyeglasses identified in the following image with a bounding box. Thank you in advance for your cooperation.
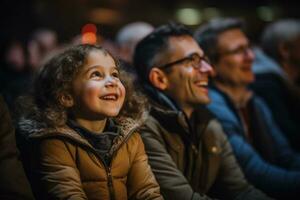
[158,53,210,70]
[220,44,253,56]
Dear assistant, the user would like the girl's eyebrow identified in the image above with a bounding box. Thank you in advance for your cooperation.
[83,65,119,75]
[113,66,120,72]
[82,65,101,75]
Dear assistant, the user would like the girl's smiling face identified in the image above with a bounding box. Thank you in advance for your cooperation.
[70,50,126,120]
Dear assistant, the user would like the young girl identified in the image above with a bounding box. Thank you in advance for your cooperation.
[17,44,162,200]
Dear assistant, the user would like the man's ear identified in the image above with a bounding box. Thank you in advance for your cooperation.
[148,67,169,90]
[58,92,74,108]
[279,42,290,61]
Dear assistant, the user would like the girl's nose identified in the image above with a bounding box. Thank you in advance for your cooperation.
[105,76,117,87]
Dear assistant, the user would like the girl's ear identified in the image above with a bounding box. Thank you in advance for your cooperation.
[59,92,74,108]
[148,67,169,90]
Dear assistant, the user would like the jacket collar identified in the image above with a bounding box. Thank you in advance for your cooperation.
[144,84,214,134]
[18,114,145,152]
[144,83,180,112]
[209,84,256,127]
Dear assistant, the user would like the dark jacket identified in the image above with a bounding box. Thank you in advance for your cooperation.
[251,73,300,152]
[18,114,163,200]
[139,86,270,200]
[207,86,300,198]
[0,95,34,199]
[251,48,300,152]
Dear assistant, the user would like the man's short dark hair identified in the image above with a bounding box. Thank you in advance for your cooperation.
[133,22,192,83]
[194,18,244,64]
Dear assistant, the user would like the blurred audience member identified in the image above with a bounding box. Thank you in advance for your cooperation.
[1,39,26,72]
[251,19,300,151]
[71,33,119,58]
[0,95,34,199]
[195,17,300,199]
[0,37,32,109]
[116,21,154,63]
[28,28,58,70]
[260,19,300,86]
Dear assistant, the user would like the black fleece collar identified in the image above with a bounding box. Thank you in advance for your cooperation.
[144,84,214,142]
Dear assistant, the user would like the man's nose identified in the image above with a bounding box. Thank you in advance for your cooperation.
[200,61,215,76]
[244,47,255,61]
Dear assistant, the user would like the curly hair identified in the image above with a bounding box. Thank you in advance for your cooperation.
[19,44,147,128]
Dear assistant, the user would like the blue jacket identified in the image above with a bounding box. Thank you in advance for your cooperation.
[207,87,300,198]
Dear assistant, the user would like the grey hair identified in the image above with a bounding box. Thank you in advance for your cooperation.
[261,19,300,62]
[116,22,154,49]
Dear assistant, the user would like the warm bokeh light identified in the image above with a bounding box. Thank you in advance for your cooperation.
[81,23,97,34]
[89,8,122,24]
[81,32,97,44]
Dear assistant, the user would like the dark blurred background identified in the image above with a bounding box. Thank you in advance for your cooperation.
[1,0,299,44]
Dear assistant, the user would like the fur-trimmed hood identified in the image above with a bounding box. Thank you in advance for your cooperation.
[18,111,149,151]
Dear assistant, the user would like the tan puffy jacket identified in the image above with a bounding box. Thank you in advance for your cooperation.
[19,117,163,200]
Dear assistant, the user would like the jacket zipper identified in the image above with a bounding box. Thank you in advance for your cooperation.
[103,132,134,200]
[198,122,209,191]
[181,115,210,191]
[102,130,135,200]
[87,150,116,200]
[105,164,115,200]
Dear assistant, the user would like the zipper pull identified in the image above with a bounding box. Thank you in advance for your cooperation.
[107,167,112,186]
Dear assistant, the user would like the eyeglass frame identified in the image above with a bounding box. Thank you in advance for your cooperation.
[157,52,211,70]
[218,44,253,56]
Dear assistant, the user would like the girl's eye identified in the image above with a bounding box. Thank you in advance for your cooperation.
[112,71,120,78]
[91,71,102,78]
